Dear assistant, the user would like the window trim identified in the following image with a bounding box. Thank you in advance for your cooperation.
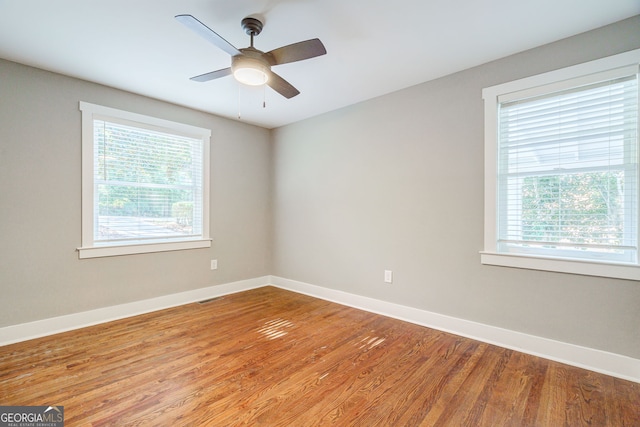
[481,49,640,280]
[78,102,211,259]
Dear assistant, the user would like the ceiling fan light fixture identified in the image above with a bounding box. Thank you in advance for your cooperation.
[231,56,269,86]
[233,67,268,86]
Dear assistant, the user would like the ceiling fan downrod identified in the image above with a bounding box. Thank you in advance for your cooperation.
[241,17,263,48]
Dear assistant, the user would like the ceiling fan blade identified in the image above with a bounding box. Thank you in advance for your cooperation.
[265,38,326,66]
[190,67,232,82]
[175,14,241,57]
[267,71,300,99]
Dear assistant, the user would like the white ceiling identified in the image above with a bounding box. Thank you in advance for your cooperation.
[0,1,638,129]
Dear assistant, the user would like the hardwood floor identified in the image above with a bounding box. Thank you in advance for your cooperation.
[1,286,638,426]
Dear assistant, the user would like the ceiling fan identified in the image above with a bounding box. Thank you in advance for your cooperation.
[175,14,327,99]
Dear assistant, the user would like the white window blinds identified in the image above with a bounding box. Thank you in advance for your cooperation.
[497,71,639,263]
[93,118,204,245]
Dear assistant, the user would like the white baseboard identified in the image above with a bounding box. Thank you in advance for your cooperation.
[0,276,268,347]
[269,275,640,383]
[3,274,638,383]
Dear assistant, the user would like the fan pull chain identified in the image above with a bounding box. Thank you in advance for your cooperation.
[263,85,266,108]
[237,85,242,119]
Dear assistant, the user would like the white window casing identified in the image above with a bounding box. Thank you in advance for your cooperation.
[481,49,640,280]
[78,102,211,258]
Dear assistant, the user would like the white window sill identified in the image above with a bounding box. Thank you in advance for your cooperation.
[78,239,212,259]
[480,251,640,281]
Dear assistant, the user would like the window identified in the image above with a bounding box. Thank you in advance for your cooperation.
[78,102,211,258]
[481,49,640,280]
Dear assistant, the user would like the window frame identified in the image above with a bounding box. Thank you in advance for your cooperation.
[481,49,640,280]
[78,102,211,259]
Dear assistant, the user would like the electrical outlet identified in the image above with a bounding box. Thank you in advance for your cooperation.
[210,259,218,270]
[384,270,393,283]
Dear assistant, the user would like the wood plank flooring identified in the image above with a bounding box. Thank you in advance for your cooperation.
[1,286,638,426]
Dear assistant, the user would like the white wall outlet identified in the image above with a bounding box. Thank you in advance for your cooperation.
[210,259,218,270]
[384,270,393,283]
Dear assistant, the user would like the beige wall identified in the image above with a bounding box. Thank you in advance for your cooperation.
[0,59,272,327]
[272,16,640,359]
